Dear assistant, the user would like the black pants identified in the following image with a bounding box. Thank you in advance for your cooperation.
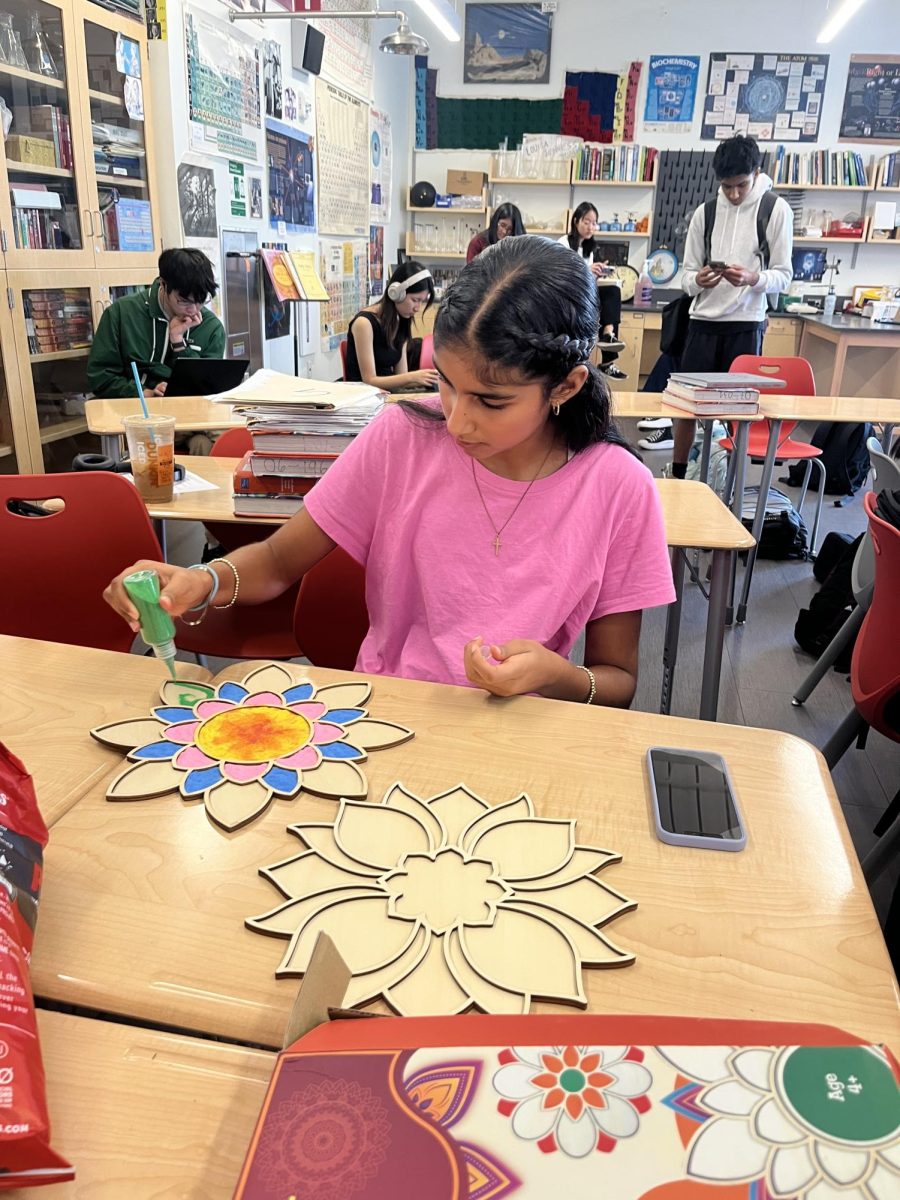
[597,286,621,362]
[679,318,765,372]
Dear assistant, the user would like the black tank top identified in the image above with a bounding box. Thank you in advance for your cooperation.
[345,311,401,382]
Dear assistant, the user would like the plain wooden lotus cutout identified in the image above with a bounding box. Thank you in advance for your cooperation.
[248,782,637,1015]
[90,665,414,831]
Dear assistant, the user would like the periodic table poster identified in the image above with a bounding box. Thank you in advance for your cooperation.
[184,8,261,163]
[298,0,373,99]
[320,238,368,351]
[701,52,829,143]
[315,79,369,236]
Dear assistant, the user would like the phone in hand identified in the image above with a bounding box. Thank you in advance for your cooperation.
[708,260,728,271]
[646,747,746,851]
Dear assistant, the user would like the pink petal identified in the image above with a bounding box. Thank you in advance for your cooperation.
[276,745,319,770]
[196,700,234,719]
[175,745,217,770]
[242,691,284,707]
[223,761,269,783]
[311,722,344,745]
[164,721,201,745]
[289,701,327,720]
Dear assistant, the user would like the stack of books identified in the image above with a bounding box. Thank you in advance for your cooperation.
[29,105,73,170]
[24,289,93,355]
[661,372,764,416]
[770,146,869,189]
[214,371,385,517]
[572,143,658,183]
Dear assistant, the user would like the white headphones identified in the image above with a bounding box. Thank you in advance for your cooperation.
[387,268,432,302]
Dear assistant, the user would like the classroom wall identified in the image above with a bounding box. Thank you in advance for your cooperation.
[413,0,900,292]
[148,0,411,382]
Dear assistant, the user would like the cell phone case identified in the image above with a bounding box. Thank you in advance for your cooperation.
[646,746,747,852]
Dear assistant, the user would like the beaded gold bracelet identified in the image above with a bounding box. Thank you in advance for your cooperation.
[213,556,240,609]
[576,664,596,705]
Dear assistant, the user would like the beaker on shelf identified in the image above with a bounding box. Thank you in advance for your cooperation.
[0,14,29,69]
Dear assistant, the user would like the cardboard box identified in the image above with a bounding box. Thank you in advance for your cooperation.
[6,134,56,167]
[446,168,486,195]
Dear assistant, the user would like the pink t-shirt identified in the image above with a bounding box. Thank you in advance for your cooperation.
[304,404,675,687]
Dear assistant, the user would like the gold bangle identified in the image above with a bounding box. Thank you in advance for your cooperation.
[213,556,240,609]
[577,664,596,705]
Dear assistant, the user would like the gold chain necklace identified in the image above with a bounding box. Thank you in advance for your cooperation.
[470,444,555,556]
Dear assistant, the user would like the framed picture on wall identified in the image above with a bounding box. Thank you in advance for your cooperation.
[463,3,552,86]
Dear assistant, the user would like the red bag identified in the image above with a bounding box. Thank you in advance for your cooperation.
[0,745,73,1189]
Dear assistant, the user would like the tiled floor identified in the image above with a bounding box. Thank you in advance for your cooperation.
[162,422,899,925]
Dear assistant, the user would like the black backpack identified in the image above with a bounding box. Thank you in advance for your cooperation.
[660,191,779,357]
[794,532,864,670]
[787,422,872,496]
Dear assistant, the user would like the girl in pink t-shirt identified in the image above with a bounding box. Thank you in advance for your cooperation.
[105,237,674,706]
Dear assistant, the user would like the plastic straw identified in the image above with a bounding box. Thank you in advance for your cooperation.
[131,361,150,419]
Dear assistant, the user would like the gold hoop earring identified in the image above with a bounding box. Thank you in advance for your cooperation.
[552,403,560,416]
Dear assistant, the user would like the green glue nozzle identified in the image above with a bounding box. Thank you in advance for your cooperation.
[123,570,178,681]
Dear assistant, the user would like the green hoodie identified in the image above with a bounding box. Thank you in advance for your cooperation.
[86,280,225,398]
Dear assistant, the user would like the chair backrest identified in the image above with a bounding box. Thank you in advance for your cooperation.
[0,472,162,652]
[867,435,900,494]
[293,547,368,671]
[851,438,900,599]
[419,334,434,370]
[850,491,900,742]
[211,427,252,458]
[730,355,816,445]
[339,338,349,381]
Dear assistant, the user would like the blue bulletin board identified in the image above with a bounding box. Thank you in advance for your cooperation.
[701,52,829,143]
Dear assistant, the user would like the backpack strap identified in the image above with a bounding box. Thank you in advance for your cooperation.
[702,198,717,265]
[755,190,778,269]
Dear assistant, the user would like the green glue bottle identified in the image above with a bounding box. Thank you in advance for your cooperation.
[123,569,178,681]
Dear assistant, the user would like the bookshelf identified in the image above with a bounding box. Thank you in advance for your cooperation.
[0,62,65,90]
[7,160,74,179]
[795,217,872,246]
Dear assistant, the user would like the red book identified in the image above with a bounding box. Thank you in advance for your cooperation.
[233,452,319,495]
[246,450,339,479]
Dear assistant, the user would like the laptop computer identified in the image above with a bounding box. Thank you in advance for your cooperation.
[164,357,249,398]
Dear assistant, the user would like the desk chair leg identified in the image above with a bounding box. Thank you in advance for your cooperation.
[861,791,900,886]
[797,460,813,515]
[791,602,866,706]
[882,423,895,454]
[736,419,782,625]
[100,433,123,460]
[660,547,686,715]
[808,460,826,557]
[700,548,731,721]
[727,424,749,625]
[698,421,713,486]
[153,519,168,562]
[822,709,867,769]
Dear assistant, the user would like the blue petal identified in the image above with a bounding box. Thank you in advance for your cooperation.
[153,706,195,724]
[183,766,223,795]
[319,742,365,761]
[131,740,180,760]
[283,683,314,703]
[323,708,366,725]
[262,766,299,795]
[217,682,248,703]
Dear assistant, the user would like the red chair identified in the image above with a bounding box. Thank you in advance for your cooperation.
[419,334,435,370]
[0,472,162,652]
[293,547,368,670]
[822,492,900,883]
[722,355,826,554]
[339,339,349,381]
[175,426,302,660]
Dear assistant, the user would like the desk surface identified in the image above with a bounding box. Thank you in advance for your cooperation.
[0,636,210,828]
[798,312,900,335]
[85,395,243,436]
[21,1010,272,1199]
[612,391,900,424]
[160,457,755,551]
[30,651,899,1050]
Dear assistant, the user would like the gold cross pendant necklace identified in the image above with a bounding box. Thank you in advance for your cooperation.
[470,444,555,556]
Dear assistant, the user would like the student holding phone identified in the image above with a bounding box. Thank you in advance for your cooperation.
[662,135,793,474]
[558,203,627,379]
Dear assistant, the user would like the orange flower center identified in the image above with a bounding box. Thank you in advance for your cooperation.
[196,706,311,764]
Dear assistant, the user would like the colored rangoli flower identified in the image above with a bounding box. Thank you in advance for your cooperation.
[248,783,636,1014]
[90,664,413,831]
[658,1044,900,1199]
[493,1045,652,1158]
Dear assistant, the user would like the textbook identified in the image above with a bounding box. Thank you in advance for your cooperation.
[233,453,322,493]
[662,389,760,416]
[246,451,339,479]
[232,492,307,518]
[248,432,357,456]
[666,381,760,404]
[668,371,787,390]
[214,368,385,409]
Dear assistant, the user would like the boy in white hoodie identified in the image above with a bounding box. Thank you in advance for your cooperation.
[667,135,793,477]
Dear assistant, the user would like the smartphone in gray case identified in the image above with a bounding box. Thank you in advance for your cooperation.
[646,747,747,851]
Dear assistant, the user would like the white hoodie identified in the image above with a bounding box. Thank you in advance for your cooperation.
[681,172,793,323]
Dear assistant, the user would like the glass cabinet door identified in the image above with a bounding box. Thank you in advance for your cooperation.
[0,0,93,267]
[0,295,28,472]
[9,271,99,472]
[75,2,159,268]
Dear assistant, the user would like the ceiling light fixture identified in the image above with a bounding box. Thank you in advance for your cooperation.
[228,4,431,54]
[412,0,461,42]
[816,0,868,43]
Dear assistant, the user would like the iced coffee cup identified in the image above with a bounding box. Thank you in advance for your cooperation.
[123,414,176,504]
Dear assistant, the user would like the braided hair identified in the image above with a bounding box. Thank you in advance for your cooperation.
[431,235,635,455]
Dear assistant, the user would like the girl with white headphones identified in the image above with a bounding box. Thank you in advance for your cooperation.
[344,260,440,392]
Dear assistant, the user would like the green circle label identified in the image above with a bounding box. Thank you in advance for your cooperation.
[779,1047,900,1145]
[559,1069,586,1094]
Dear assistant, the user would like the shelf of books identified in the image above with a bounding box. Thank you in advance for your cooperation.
[770,147,872,191]
[876,155,900,192]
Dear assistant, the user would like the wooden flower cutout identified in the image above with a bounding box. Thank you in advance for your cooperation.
[248,783,636,1015]
[90,664,414,831]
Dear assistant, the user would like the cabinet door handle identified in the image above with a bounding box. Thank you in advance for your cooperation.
[83,209,94,237]
[94,211,103,243]
[94,300,105,320]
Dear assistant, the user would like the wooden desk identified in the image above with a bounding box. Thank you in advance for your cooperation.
[18,1010,272,1199]
[0,636,211,828]
[797,313,900,399]
[156,460,751,721]
[29,651,899,1051]
[85,396,243,459]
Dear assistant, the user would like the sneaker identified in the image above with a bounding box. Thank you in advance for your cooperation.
[598,332,626,353]
[638,426,675,450]
[637,416,673,431]
[599,362,628,379]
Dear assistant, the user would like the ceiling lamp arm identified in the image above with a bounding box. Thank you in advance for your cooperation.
[228,6,408,22]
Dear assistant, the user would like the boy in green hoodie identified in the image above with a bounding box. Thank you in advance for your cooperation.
[87,248,225,398]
